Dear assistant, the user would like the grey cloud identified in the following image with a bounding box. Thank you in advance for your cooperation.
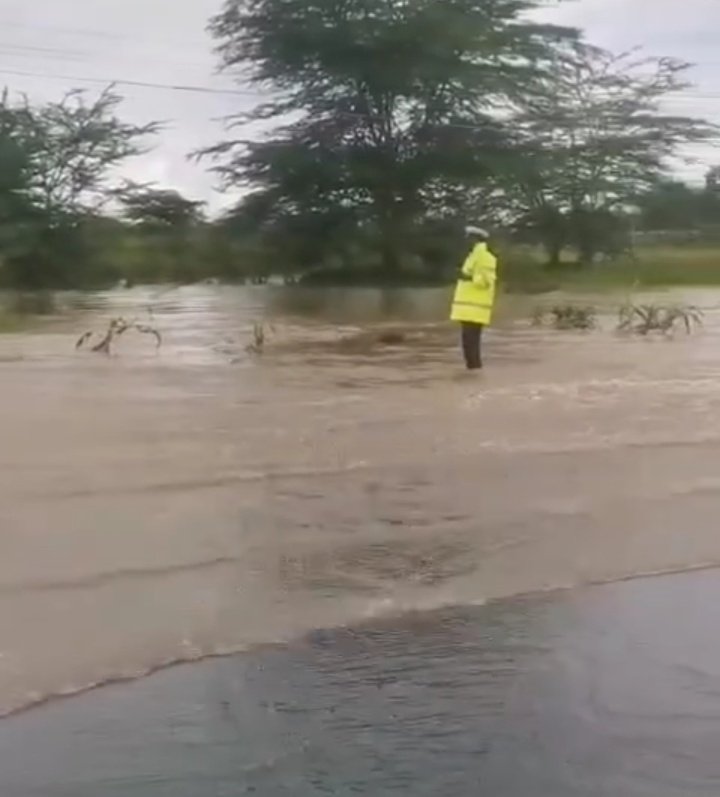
[543,0,720,180]
[0,0,252,211]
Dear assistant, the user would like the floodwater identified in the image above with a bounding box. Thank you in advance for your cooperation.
[2,284,720,792]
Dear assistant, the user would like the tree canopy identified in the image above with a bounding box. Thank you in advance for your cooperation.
[202,0,715,276]
[508,46,716,263]
[0,3,716,291]
[203,0,578,276]
[0,88,159,288]
[116,184,206,229]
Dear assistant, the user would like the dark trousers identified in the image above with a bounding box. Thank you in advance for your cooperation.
[461,322,483,370]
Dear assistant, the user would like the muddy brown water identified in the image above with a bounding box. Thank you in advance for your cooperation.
[1,284,720,792]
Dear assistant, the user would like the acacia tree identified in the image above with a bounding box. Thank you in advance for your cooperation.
[203,0,576,277]
[116,184,205,229]
[509,45,715,264]
[0,87,159,288]
[634,180,703,232]
[110,183,208,283]
[0,92,39,266]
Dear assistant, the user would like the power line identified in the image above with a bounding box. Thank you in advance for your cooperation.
[0,67,262,98]
[0,42,87,58]
[7,17,720,76]
[5,64,720,105]
[0,40,215,70]
[4,23,720,102]
[0,19,131,41]
[0,19,208,50]
[2,62,720,130]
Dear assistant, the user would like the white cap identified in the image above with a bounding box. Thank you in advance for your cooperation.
[465,225,489,238]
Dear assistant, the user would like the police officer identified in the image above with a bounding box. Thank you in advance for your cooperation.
[450,226,498,370]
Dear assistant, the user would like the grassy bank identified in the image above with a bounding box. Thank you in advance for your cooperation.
[562,246,720,289]
[2,244,720,299]
[501,245,720,294]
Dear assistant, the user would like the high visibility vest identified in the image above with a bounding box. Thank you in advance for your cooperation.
[450,243,497,325]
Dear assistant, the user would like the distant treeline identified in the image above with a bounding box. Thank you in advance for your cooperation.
[1,0,719,290]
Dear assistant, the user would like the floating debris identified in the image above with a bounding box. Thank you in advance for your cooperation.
[533,304,597,331]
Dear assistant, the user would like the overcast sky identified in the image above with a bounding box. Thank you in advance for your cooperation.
[1,0,717,213]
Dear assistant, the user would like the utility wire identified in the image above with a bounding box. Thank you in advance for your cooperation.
[0,19,207,49]
[4,31,720,104]
[6,17,720,81]
[0,67,261,98]
[0,41,213,69]
[5,65,720,107]
[2,65,720,146]
[0,42,87,57]
[2,56,720,105]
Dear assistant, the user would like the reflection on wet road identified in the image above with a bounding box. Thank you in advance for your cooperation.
[1,569,718,796]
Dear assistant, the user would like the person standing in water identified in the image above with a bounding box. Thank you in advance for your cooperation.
[450,226,498,370]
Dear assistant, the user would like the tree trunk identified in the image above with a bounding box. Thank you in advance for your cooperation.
[543,239,562,268]
[577,239,596,266]
[380,236,401,273]
[377,200,404,276]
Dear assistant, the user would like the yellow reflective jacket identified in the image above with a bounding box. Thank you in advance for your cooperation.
[450,243,497,325]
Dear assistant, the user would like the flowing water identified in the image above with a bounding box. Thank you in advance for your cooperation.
[2,284,720,792]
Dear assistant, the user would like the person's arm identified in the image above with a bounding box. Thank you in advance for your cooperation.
[472,249,497,290]
[459,250,475,279]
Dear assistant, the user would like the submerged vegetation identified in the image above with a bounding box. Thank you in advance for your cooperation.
[617,304,704,336]
[76,317,162,355]
[245,322,268,355]
[533,304,597,330]
[530,301,704,336]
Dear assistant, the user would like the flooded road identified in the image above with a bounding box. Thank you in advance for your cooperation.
[2,284,720,718]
